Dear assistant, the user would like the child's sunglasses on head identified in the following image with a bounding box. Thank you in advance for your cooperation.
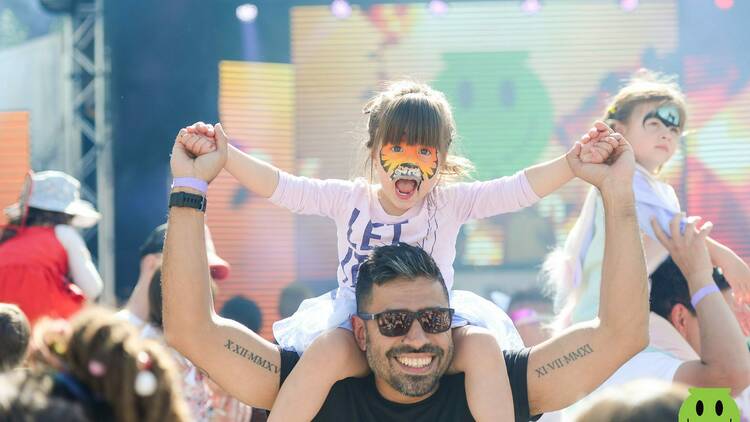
[357,307,454,337]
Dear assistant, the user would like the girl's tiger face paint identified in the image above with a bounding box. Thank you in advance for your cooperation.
[379,143,438,185]
[375,137,440,213]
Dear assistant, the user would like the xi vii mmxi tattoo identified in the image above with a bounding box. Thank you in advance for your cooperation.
[534,344,593,378]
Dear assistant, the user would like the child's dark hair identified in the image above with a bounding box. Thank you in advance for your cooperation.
[1,207,74,244]
[0,303,31,372]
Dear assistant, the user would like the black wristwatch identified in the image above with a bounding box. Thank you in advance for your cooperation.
[169,192,207,212]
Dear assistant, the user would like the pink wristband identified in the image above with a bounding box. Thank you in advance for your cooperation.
[171,177,208,194]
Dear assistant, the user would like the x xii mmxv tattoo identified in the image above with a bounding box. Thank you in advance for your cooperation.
[225,338,279,374]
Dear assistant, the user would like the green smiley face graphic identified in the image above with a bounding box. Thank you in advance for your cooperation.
[679,388,741,422]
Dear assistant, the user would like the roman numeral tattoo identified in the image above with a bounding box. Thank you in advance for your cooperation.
[224,338,280,374]
[534,344,594,378]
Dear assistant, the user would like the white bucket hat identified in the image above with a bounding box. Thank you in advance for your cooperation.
[4,171,101,228]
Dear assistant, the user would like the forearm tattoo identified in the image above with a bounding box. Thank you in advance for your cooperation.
[224,338,279,374]
[534,344,593,378]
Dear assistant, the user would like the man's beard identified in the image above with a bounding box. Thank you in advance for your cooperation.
[365,329,454,398]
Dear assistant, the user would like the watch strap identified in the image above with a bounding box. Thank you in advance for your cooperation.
[169,191,206,212]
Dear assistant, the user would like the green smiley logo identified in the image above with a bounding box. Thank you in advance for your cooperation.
[679,388,741,422]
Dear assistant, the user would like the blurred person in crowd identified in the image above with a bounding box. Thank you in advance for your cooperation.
[649,258,734,362]
[216,295,266,422]
[25,307,190,422]
[562,215,750,419]
[145,268,214,421]
[508,289,554,347]
[571,380,689,422]
[278,283,314,319]
[599,220,750,394]
[119,222,230,328]
[0,370,92,422]
[0,303,31,372]
[0,171,103,323]
[147,270,258,422]
[506,291,561,421]
[220,295,263,334]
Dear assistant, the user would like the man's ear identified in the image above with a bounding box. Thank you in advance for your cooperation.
[669,304,691,337]
[352,315,367,352]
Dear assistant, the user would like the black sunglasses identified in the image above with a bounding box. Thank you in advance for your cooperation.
[357,307,454,337]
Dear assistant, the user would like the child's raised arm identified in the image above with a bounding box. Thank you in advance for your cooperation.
[184,122,280,198]
[525,121,619,199]
[707,236,750,306]
[184,122,353,220]
[448,123,622,223]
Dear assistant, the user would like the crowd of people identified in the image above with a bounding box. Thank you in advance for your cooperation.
[1,70,749,421]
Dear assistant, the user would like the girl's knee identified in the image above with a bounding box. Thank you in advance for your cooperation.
[453,325,502,357]
[306,328,359,363]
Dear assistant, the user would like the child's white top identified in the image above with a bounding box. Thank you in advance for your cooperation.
[569,165,682,324]
[269,169,540,294]
[54,225,103,299]
[269,170,539,353]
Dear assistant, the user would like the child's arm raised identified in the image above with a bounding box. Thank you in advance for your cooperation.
[225,143,281,199]
[184,122,351,219]
[185,122,280,198]
[707,236,750,305]
[267,328,368,422]
[449,124,622,222]
[451,326,514,422]
[525,121,618,198]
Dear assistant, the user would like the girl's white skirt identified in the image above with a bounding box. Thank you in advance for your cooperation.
[273,287,524,354]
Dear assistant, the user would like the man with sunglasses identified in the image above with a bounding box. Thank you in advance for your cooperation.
[163,125,650,420]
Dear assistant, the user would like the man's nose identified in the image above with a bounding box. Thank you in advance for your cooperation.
[402,318,430,349]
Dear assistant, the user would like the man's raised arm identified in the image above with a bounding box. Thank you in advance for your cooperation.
[526,134,650,415]
[162,125,282,409]
[654,216,750,394]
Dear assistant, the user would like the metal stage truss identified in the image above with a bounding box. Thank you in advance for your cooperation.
[60,0,115,305]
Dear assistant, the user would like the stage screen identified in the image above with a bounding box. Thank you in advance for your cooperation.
[217,1,750,334]
[288,1,688,277]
